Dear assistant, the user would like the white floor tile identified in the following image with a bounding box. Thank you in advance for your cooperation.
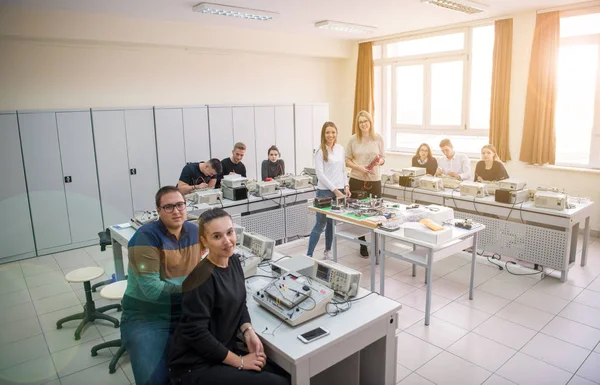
[396,332,442,371]
[576,352,600,383]
[433,302,491,331]
[496,302,554,331]
[0,289,32,308]
[397,305,425,330]
[405,316,468,349]
[574,289,600,310]
[587,277,600,293]
[399,289,452,314]
[431,255,470,276]
[532,278,584,301]
[497,352,572,385]
[60,361,130,385]
[44,325,102,353]
[29,281,74,302]
[456,290,510,315]
[477,276,533,301]
[397,373,435,385]
[483,374,516,385]
[0,334,49,371]
[0,277,27,295]
[447,332,517,372]
[33,292,81,316]
[541,316,600,351]
[0,354,57,385]
[568,375,598,385]
[416,351,492,385]
[390,267,437,289]
[380,258,413,277]
[378,278,418,300]
[0,302,37,326]
[51,338,112,378]
[37,305,84,333]
[521,333,590,373]
[0,316,42,346]
[443,262,501,287]
[514,289,571,315]
[24,271,67,289]
[430,278,469,300]
[473,316,537,350]
[560,302,600,329]
[565,265,600,288]
[396,364,412,383]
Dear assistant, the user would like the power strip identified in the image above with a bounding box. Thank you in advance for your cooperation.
[503,261,545,280]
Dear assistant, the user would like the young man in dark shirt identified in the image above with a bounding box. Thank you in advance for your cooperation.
[177,159,222,195]
[217,142,247,187]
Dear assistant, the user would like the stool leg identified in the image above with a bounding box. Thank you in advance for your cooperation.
[74,315,91,340]
[97,303,122,313]
[93,312,120,328]
[56,312,84,329]
[91,339,122,356]
[109,345,127,374]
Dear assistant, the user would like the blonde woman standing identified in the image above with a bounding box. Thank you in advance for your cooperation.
[345,111,385,257]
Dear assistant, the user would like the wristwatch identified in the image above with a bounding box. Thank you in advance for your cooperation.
[238,355,244,370]
[242,326,253,336]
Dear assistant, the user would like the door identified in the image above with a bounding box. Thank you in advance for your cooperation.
[92,109,133,226]
[293,105,314,173]
[0,113,36,260]
[208,106,234,162]
[182,107,211,162]
[125,109,160,212]
[232,106,257,180]
[255,106,276,179]
[155,108,186,186]
[56,111,103,243]
[274,106,295,175]
[18,112,72,251]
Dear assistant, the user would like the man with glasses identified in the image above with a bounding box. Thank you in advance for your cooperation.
[177,158,223,194]
[121,186,202,385]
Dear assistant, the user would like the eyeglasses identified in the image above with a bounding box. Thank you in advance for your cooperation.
[358,120,369,125]
[159,202,187,213]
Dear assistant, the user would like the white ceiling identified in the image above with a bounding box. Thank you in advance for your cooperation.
[1,0,588,39]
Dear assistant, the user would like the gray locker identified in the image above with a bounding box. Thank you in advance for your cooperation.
[274,106,295,176]
[18,112,73,251]
[293,105,315,173]
[155,108,186,186]
[124,109,159,212]
[182,107,211,163]
[208,106,234,161]
[232,106,257,180]
[0,113,36,261]
[255,106,277,180]
[56,111,103,244]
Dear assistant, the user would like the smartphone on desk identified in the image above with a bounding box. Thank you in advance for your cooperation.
[297,327,330,344]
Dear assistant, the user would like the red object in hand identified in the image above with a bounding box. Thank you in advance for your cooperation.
[265,177,273,182]
[366,155,381,171]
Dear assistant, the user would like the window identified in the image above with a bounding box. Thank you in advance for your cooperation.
[374,25,494,155]
[555,12,600,168]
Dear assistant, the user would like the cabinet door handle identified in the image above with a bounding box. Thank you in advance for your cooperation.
[130,168,137,175]
[64,176,72,183]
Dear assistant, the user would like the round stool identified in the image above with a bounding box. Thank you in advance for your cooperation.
[56,267,121,340]
[90,280,128,374]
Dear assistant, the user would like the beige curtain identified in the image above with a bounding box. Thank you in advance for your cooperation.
[489,18,513,162]
[352,42,374,134]
[519,11,560,165]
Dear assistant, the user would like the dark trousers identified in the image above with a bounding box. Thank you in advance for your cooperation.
[348,178,382,198]
[173,360,290,385]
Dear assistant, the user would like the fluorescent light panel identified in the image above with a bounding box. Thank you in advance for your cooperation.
[192,2,278,21]
[420,0,487,14]
[315,20,377,34]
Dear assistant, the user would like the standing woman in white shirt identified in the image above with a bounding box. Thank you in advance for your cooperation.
[306,122,351,260]
[435,138,472,181]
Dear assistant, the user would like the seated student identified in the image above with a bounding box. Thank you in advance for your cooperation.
[121,186,201,385]
[261,145,285,181]
[216,142,247,188]
[411,143,438,176]
[168,208,290,385]
[177,159,222,195]
[474,144,509,182]
[435,138,472,181]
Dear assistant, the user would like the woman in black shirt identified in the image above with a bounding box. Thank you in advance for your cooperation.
[411,143,438,176]
[168,208,289,385]
[474,144,509,182]
[261,145,285,181]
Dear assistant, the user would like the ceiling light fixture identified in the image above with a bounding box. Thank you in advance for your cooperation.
[315,20,377,34]
[192,2,278,21]
[420,0,488,15]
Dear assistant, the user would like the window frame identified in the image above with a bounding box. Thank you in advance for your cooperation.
[374,25,493,155]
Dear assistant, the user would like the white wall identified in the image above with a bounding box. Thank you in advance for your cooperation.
[382,11,600,232]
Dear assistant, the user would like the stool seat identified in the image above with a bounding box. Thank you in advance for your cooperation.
[100,280,127,300]
[65,267,104,283]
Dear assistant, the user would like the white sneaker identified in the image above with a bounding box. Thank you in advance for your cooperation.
[323,250,331,260]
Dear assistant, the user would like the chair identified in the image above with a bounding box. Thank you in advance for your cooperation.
[90,280,128,374]
[56,266,121,340]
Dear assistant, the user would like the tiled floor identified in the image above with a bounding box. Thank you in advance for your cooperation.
[1,235,599,385]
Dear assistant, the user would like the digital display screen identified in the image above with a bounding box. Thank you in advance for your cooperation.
[316,264,329,281]
[301,327,327,341]
[243,235,252,249]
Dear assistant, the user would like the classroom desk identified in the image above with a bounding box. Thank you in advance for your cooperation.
[382,184,594,282]
[307,206,380,292]
[246,277,401,385]
[375,223,485,325]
